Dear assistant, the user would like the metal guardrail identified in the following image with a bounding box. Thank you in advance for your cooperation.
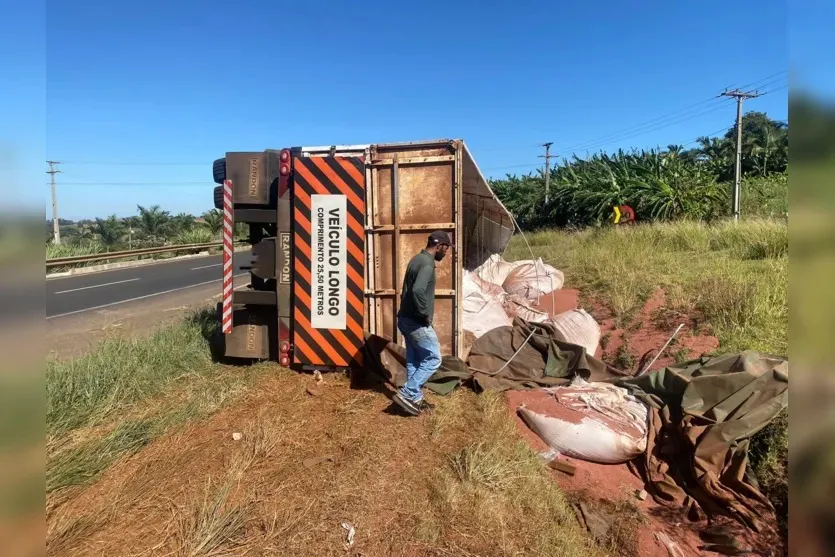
[45,242,244,268]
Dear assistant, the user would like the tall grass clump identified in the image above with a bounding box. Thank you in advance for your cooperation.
[46,242,103,260]
[47,308,217,437]
[430,390,608,556]
[175,227,215,246]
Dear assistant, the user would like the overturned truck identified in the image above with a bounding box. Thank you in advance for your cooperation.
[211,139,514,369]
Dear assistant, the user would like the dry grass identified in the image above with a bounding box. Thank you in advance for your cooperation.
[170,476,251,557]
[426,391,606,556]
[45,367,607,557]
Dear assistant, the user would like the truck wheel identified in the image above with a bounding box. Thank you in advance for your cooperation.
[213,185,224,209]
[213,158,226,184]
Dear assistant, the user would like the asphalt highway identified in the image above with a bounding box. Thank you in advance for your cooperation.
[46,251,252,319]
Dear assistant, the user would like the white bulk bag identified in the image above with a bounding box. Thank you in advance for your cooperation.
[474,254,519,287]
[517,378,648,464]
[461,271,513,338]
[550,309,601,357]
[502,258,565,301]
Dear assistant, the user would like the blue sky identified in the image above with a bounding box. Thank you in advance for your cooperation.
[6,0,793,220]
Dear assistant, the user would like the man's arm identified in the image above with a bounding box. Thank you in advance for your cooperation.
[411,261,434,325]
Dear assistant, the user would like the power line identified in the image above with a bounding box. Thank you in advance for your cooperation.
[552,70,787,156]
[482,124,734,175]
[733,70,788,91]
[681,126,732,147]
[53,182,210,186]
[58,160,211,166]
[760,84,788,96]
[561,99,736,155]
[480,101,736,173]
[553,98,729,156]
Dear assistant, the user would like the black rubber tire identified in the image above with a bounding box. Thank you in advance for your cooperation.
[212,158,226,185]
[213,185,224,209]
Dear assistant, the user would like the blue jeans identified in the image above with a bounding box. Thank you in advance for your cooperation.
[397,316,441,403]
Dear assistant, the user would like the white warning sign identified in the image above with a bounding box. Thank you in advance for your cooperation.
[311,194,347,330]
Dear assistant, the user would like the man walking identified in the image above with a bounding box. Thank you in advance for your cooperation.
[392,230,453,416]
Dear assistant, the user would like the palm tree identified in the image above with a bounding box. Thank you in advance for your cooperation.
[136,205,171,238]
[94,215,125,248]
[201,209,224,237]
[172,213,196,233]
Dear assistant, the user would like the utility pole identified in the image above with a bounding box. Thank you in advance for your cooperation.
[720,89,761,221]
[47,160,62,244]
[539,142,554,204]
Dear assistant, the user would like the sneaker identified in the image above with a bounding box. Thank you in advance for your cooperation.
[392,393,420,416]
[417,399,436,412]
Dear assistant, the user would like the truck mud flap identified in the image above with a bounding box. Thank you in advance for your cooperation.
[218,303,277,360]
[291,155,366,369]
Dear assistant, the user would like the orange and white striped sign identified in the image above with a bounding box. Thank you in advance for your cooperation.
[291,156,365,368]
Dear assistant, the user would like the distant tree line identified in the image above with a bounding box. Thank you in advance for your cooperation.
[489,111,788,229]
[45,206,244,250]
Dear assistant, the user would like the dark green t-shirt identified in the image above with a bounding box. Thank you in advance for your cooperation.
[397,250,436,322]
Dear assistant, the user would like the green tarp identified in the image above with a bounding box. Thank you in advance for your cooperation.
[362,326,789,532]
[362,318,627,395]
[616,351,789,531]
[465,318,629,391]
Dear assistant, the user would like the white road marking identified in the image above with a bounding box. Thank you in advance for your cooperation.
[46,273,249,320]
[54,278,140,295]
[190,263,222,270]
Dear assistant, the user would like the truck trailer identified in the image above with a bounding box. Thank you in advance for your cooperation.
[211,139,514,370]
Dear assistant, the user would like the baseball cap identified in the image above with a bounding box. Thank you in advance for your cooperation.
[429,230,454,247]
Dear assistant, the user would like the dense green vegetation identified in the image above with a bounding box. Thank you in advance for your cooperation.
[46,205,246,258]
[46,205,224,249]
[45,205,250,262]
[489,112,787,229]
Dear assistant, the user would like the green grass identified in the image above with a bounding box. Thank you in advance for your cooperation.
[507,218,788,355]
[741,174,788,219]
[47,311,217,436]
[506,217,788,543]
[175,227,215,245]
[46,242,104,260]
[47,419,155,493]
[45,237,234,274]
[46,308,267,496]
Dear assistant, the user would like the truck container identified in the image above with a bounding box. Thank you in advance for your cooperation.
[212,139,514,369]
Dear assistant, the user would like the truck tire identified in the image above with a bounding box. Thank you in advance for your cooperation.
[213,185,224,209]
[213,158,226,185]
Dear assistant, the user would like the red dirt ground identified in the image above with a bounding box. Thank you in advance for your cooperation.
[531,288,581,316]
[506,390,706,556]
[507,287,781,556]
[592,289,720,370]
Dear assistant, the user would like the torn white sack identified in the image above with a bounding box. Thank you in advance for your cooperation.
[502,258,565,301]
[517,378,648,464]
[473,254,520,286]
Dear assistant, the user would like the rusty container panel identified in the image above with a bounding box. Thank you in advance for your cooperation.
[366,141,460,357]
